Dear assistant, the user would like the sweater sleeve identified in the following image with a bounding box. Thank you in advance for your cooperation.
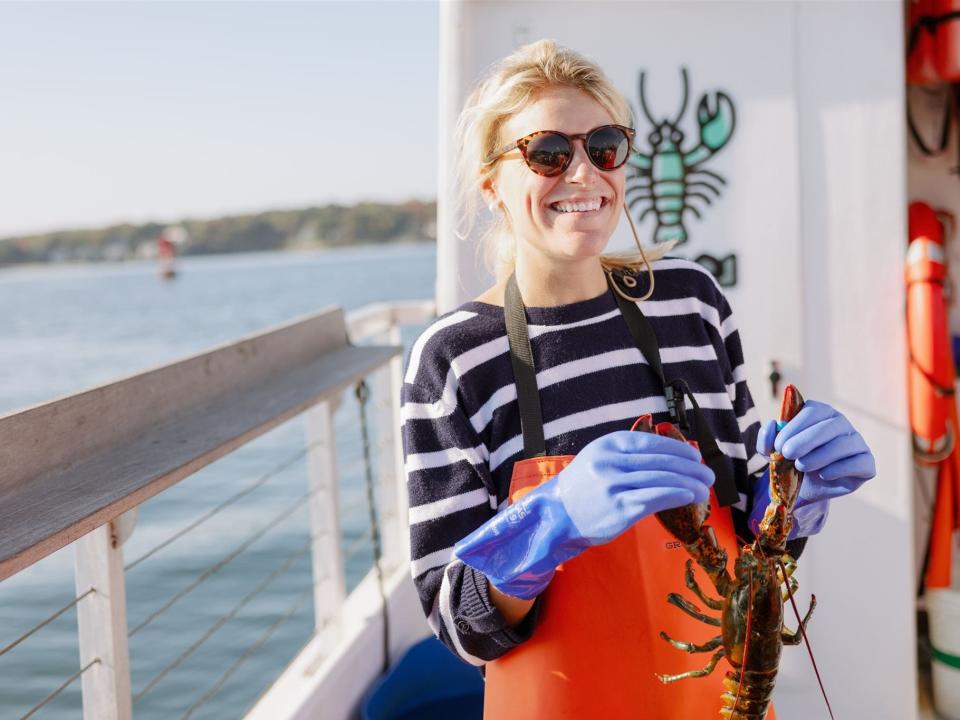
[401,329,540,665]
[712,286,807,558]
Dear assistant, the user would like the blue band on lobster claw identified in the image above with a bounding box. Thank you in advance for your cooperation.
[776,420,788,431]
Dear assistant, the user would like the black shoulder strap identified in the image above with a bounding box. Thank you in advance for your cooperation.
[610,280,666,384]
[504,273,546,458]
[607,273,740,507]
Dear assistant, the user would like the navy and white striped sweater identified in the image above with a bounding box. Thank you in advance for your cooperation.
[401,258,784,666]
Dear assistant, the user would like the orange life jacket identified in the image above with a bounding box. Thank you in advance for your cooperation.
[934,0,960,82]
[907,0,960,84]
[909,0,944,84]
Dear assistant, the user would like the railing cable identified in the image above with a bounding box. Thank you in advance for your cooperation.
[129,489,310,638]
[0,588,95,659]
[18,658,99,720]
[133,540,311,703]
[356,379,390,674]
[125,438,324,572]
[180,586,312,720]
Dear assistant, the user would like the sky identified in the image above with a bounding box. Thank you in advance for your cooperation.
[0,1,439,238]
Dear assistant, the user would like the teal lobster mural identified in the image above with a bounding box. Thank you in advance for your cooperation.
[626,68,736,248]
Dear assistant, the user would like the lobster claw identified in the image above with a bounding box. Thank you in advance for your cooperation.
[697,92,736,151]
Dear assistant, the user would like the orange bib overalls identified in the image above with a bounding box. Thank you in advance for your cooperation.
[483,272,775,719]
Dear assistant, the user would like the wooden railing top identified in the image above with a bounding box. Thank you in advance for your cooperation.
[0,306,402,582]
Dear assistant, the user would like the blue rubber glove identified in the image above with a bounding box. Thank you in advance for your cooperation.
[750,400,876,539]
[454,430,715,599]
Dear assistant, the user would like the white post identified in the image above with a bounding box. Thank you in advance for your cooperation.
[74,519,133,720]
[373,324,410,572]
[437,0,494,313]
[305,399,347,633]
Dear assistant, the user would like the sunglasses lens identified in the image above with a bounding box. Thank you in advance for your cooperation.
[587,127,630,170]
[524,132,571,176]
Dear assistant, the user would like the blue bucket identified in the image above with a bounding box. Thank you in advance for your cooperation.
[361,637,484,720]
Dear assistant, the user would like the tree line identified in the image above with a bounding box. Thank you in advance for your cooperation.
[0,200,437,265]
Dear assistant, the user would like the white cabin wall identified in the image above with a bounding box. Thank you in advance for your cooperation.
[783,2,915,718]
[437,2,914,717]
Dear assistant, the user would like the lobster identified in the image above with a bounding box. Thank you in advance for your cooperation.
[626,67,736,248]
[634,384,817,719]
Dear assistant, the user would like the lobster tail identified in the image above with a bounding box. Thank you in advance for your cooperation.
[720,669,776,719]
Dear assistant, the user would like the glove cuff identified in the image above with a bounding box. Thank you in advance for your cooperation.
[454,477,588,599]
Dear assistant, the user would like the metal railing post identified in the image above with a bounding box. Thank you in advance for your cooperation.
[304,399,347,632]
[73,519,133,720]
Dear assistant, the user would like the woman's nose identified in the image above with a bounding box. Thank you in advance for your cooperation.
[566,140,598,182]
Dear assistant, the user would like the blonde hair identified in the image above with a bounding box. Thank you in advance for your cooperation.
[453,39,672,283]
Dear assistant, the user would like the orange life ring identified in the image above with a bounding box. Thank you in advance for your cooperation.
[907,201,960,589]
[906,202,954,463]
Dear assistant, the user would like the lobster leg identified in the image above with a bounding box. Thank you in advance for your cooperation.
[777,556,797,582]
[780,576,799,602]
[687,180,721,197]
[687,167,727,185]
[656,648,727,684]
[667,593,721,626]
[685,559,723,610]
[782,595,817,646]
[659,631,723,653]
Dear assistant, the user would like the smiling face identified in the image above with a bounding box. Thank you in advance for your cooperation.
[483,85,626,277]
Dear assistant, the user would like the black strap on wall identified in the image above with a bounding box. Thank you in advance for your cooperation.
[607,273,740,507]
[505,273,546,459]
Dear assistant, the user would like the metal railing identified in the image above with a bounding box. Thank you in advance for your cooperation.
[0,298,435,720]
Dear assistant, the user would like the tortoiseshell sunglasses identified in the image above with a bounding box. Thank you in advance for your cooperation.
[483,124,635,177]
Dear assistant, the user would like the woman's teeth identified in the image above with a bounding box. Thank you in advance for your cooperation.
[551,198,604,214]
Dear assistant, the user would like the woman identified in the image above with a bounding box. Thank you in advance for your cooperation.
[401,39,875,718]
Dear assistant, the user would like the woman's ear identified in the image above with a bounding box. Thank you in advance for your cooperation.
[480,177,501,212]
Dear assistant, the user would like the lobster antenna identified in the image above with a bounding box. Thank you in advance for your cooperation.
[672,67,690,126]
[779,558,836,720]
[638,71,657,127]
[731,570,754,715]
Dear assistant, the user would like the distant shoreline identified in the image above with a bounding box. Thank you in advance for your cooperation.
[0,201,437,268]
[0,238,436,274]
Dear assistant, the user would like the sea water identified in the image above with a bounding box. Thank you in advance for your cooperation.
[0,242,436,719]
